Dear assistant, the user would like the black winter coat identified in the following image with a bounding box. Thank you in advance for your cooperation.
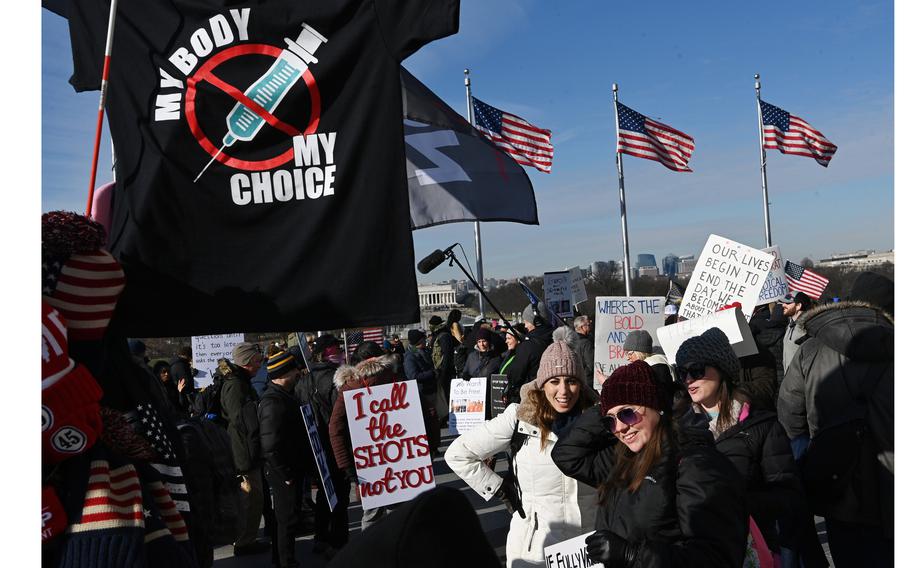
[504,323,554,403]
[403,346,437,396]
[552,408,747,567]
[258,382,314,484]
[461,348,501,382]
[576,333,596,389]
[295,361,339,431]
[713,407,804,552]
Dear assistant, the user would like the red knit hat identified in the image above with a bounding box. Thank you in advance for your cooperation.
[42,303,104,463]
[600,360,663,415]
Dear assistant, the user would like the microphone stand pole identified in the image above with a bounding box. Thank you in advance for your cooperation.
[443,250,522,338]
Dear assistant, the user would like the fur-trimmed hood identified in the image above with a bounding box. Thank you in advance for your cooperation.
[333,354,399,389]
[799,300,893,362]
[515,379,599,426]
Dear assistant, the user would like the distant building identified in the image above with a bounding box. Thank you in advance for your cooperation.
[636,254,657,269]
[817,250,894,268]
[638,266,660,278]
[662,254,680,277]
[418,284,458,308]
[677,256,698,278]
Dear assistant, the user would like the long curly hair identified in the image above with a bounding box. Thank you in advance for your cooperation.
[526,386,599,450]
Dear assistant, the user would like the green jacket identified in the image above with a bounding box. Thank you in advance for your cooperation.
[219,360,260,472]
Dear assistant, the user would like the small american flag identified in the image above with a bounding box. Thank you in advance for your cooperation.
[616,102,695,172]
[784,260,829,299]
[131,403,176,461]
[472,97,553,173]
[761,100,837,167]
[346,327,384,354]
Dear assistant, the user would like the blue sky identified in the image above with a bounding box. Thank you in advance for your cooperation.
[42,1,894,285]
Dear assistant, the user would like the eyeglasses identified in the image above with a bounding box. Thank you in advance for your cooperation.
[604,406,644,433]
[675,364,706,381]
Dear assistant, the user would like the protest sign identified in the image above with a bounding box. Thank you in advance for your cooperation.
[343,380,435,509]
[678,235,774,321]
[756,245,787,305]
[544,531,601,568]
[449,378,487,434]
[490,374,509,418]
[544,270,574,320]
[569,266,588,305]
[656,308,758,364]
[593,297,665,388]
[191,333,245,388]
[301,404,338,511]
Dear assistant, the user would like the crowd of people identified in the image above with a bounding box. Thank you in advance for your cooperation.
[41,211,893,568]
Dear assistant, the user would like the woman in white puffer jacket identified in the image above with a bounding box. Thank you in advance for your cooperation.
[445,341,599,567]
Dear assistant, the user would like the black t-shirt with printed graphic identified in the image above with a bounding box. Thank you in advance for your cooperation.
[66,0,459,336]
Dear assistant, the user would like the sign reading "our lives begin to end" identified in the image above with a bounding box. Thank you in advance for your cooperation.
[343,380,435,509]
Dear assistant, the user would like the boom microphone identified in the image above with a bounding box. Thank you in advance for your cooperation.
[417,244,457,274]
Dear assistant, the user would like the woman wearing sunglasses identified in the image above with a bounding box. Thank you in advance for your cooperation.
[445,341,599,567]
[552,359,748,567]
[676,327,808,566]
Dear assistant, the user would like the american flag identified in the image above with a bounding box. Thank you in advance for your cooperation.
[42,250,126,340]
[784,260,829,299]
[128,403,176,461]
[472,97,553,173]
[68,459,144,532]
[761,100,837,167]
[616,102,695,172]
[346,327,384,354]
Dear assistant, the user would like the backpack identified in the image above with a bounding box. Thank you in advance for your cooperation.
[453,343,470,376]
[234,398,262,463]
[431,334,445,370]
[192,374,227,426]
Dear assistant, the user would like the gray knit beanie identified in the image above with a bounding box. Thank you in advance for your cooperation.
[622,330,653,354]
[675,327,741,383]
[534,340,580,388]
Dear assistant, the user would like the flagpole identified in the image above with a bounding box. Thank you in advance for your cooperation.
[755,74,772,247]
[341,328,350,365]
[464,68,486,317]
[611,84,633,296]
[85,0,120,217]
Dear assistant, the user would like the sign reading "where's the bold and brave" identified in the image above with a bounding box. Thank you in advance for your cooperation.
[343,380,435,509]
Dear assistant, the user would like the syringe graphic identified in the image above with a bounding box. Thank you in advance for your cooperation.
[194,23,328,183]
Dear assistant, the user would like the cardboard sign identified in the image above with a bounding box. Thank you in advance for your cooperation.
[569,266,588,305]
[300,404,338,512]
[490,374,509,418]
[678,235,774,321]
[449,377,487,434]
[756,245,787,305]
[656,308,758,364]
[343,380,435,509]
[544,270,574,320]
[593,297,665,389]
[191,333,245,389]
[544,531,602,568]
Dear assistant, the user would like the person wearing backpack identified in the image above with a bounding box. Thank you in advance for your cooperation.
[777,273,894,568]
[445,341,599,567]
[220,342,270,556]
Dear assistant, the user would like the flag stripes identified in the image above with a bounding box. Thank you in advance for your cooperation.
[616,102,695,172]
[472,97,554,173]
[761,100,837,167]
[69,461,145,533]
[784,260,829,299]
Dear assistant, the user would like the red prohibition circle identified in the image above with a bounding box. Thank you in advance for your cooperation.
[185,43,321,172]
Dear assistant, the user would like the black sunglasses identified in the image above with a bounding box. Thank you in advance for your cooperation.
[604,406,644,433]
[675,364,706,381]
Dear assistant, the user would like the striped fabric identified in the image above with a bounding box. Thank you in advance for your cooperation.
[146,480,190,542]
[43,250,126,341]
[68,460,144,533]
[150,463,190,513]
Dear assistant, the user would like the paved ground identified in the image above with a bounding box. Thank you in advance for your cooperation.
[213,431,833,567]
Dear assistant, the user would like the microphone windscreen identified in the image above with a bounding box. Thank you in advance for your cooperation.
[417,250,446,274]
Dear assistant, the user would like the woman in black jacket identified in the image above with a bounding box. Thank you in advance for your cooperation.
[676,327,808,562]
[551,360,747,567]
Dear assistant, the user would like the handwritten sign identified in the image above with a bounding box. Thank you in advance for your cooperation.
[490,374,509,418]
[593,297,665,388]
[569,266,588,305]
[656,308,757,364]
[544,531,602,568]
[343,380,435,509]
[756,245,787,305]
[449,378,487,434]
[678,235,773,321]
[301,404,338,511]
[544,271,573,321]
[191,333,245,389]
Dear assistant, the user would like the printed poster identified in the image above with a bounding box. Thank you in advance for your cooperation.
[449,377,487,434]
[543,531,602,568]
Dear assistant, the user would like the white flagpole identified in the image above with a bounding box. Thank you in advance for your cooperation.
[342,328,350,365]
[755,74,772,247]
[85,0,120,217]
[464,69,486,317]
[612,84,633,296]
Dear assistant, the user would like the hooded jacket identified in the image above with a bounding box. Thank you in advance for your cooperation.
[503,322,554,404]
[551,409,747,567]
[403,345,437,396]
[258,381,314,484]
[294,360,339,432]
[219,361,259,472]
[445,381,599,567]
[777,301,893,529]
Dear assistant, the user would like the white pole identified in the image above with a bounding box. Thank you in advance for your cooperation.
[755,74,772,247]
[612,84,633,296]
[464,68,486,317]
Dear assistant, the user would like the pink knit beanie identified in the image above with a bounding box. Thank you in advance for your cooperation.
[534,340,581,388]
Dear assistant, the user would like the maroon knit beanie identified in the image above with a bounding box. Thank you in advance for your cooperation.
[599,360,663,416]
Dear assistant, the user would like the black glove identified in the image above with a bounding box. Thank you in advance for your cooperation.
[495,474,526,519]
[345,466,359,484]
[585,530,636,567]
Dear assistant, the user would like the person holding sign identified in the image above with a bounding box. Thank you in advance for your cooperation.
[445,341,599,567]
[551,360,747,567]
[676,328,805,565]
